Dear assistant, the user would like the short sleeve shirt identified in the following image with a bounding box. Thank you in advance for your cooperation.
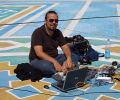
[29,25,67,61]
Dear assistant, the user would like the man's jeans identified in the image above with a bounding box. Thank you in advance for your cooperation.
[30,53,79,75]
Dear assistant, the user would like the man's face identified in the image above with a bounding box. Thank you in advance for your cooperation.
[45,13,58,30]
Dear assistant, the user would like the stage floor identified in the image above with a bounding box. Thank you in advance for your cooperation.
[0,0,120,100]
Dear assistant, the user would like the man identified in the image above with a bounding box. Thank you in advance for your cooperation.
[29,11,79,76]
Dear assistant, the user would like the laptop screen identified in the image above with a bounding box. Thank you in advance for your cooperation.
[63,67,89,91]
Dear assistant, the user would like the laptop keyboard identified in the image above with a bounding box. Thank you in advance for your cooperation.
[52,72,63,81]
[54,81,64,89]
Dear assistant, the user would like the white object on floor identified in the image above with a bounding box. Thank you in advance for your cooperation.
[96,76,113,83]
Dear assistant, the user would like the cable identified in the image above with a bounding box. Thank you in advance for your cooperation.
[59,15,120,21]
[0,86,120,97]
[1,15,120,26]
[0,14,120,35]
[0,21,44,26]
[1,15,120,39]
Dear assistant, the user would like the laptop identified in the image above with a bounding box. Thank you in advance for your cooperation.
[51,67,89,92]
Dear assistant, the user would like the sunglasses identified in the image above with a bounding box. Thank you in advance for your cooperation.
[48,19,58,23]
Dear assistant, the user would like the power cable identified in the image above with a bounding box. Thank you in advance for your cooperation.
[0,15,120,26]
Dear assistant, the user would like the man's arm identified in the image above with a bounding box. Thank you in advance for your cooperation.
[61,44,73,68]
[34,45,62,71]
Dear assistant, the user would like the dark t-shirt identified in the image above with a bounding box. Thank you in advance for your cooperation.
[29,25,67,61]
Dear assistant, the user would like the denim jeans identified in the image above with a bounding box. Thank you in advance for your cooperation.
[30,53,79,75]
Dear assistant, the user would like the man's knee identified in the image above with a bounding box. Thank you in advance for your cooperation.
[30,59,56,75]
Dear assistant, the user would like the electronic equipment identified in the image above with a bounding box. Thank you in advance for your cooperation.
[51,67,89,92]
[44,85,49,89]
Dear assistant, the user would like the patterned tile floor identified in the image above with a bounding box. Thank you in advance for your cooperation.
[0,0,120,100]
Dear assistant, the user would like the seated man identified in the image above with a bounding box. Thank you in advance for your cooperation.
[29,10,79,77]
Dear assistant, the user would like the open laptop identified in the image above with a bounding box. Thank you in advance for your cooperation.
[51,67,89,92]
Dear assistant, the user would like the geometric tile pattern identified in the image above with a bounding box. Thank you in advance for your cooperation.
[0,0,120,100]
[7,85,42,99]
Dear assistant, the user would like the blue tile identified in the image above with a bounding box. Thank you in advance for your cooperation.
[8,85,41,99]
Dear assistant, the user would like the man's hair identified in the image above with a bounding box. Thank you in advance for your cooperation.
[45,10,58,20]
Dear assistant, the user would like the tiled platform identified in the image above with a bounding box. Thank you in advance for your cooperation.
[0,0,120,100]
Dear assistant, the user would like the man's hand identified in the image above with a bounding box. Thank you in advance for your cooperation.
[64,57,74,69]
[53,61,62,72]
[61,44,75,70]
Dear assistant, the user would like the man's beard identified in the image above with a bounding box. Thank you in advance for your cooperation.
[50,24,57,30]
